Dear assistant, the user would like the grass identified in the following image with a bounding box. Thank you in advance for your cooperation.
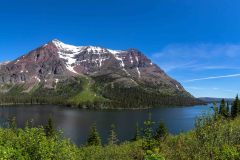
[68,77,107,106]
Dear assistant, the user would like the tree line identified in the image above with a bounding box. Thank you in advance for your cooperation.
[101,84,203,108]
[217,95,240,119]
[85,114,168,150]
[7,114,169,149]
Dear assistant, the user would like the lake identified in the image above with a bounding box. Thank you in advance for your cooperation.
[0,104,213,145]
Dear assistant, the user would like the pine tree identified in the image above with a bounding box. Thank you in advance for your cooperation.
[9,117,17,132]
[142,113,155,150]
[24,120,29,130]
[213,102,219,119]
[219,99,227,117]
[45,117,55,137]
[231,95,240,118]
[154,121,168,141]
[87,123,101,146]
[133,122,141,141]
[108,124,118,145]
[226,102,230,117]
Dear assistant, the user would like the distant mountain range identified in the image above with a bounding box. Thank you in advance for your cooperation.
[198,97,234,103]
[0,39,201,108]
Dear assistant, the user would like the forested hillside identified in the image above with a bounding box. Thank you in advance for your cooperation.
[0,76,202,109]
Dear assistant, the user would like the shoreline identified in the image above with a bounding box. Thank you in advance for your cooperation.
[0,102,209,110]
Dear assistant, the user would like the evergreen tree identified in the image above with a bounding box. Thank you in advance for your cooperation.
[154,121,168,141]
[212,102,219,120]
[226,102,230,117]
[45,117,55,137]
[108,124,118,145]
[133,122,141,141]
[9,117,17,132]
[219,99,227,117]
[87,123,101,146]
[231,95,240,118]
[142,113,155,150]
[24,120,29,130]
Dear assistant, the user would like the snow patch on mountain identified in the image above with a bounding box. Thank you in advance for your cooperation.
[86,46,106,54]
[0,61,10,66]
[52,39,81,74]
[176,84,180,90]
[107,49,122,54]
[135,56,141,78]
[107,49,126,69]
[52,39,127,74]
[107,49,129,74]
[52,39,83,53]
[130,55,133,64]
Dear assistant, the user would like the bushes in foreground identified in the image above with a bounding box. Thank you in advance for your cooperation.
[0,127,143,160]
[158,116,240,159]
[0,127,79,159]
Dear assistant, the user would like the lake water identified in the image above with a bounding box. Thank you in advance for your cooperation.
[0,104,213,145]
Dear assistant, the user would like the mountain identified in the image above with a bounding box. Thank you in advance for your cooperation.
[0,61,10,66]
[0,39,201,108]
[198,97,234,103]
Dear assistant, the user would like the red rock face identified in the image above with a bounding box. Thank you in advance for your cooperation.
[0,39,186,93]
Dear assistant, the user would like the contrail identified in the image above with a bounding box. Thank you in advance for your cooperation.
[184,73,240,82]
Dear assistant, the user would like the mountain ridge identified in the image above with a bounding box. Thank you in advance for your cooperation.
[0,39,202,108]
[198,97,234,103]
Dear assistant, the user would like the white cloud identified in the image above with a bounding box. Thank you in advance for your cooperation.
[152,43,240,72]
[184,73,240,82]
[185,86,238,93]
[151,43,240,98]
[185,86,205,90]
[160,61,196,72]
[154,43,240,58]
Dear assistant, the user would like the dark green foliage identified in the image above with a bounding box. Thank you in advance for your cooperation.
[159,115,240,159]
[79,142,144,159]
[213,102,219,120]
[44,118,55,137]
[219,99,228,117]
[154,121,168,141]
[108,124,118,145]
[226,102,230,116]
[91,75,204,108]
[0,77,88,106]
[133,122,141,141]
[142,113,155,150]
[100,83,202,108]
[8,117,17,132]
[87,123,101,146]
[0,127,79,159]
[231,95,240,118]
[219,99,225,114]
[0,75,203,108]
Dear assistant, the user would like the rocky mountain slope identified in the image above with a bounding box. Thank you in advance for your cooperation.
[0,39,200,108]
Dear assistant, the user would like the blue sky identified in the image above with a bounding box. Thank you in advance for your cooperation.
[1,0,240,98]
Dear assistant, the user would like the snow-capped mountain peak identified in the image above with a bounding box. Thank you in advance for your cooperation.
[50,39,122,55]
[48,39,126,74]
[0,61,10,65]
[51,39,83,53]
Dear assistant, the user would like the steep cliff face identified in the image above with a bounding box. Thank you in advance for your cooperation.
[0,39,198,108]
